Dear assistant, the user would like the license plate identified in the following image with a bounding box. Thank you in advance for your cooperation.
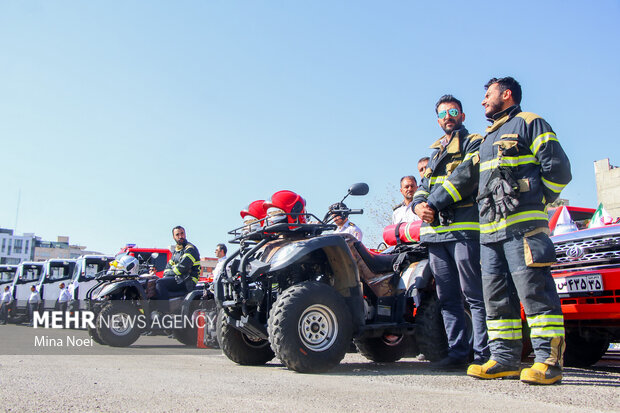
[555,274,604,294]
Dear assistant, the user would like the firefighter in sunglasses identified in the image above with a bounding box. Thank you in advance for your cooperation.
[467,77,572,385]
[413,94,489,370]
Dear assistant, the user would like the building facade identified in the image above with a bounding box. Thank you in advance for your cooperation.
[594,158,620,217]
[0,228,37,264]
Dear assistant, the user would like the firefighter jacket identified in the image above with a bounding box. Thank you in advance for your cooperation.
[412,126,482,243]
[478,105,572,243]
[163,242,201,283]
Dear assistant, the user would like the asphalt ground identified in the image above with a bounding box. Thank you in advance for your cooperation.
[0,324,619,412]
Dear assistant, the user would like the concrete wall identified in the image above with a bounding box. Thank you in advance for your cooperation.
[594,158,620,217]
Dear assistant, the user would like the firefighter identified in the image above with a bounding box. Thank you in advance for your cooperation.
[413,94,489,369]
[155,226,201,313]
[467,77,571,385]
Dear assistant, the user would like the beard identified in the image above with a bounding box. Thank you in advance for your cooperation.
[485,100,503,118]
[176,238,187,246]
[442,120,462,135]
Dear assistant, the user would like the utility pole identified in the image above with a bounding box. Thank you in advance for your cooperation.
[14,189,21,232]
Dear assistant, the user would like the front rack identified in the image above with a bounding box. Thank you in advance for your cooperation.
[227,212,336,244]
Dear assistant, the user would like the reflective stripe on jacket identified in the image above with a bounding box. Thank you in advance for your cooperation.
[413,126,482,243]
[478,106,572,243]
[163,242,201,282]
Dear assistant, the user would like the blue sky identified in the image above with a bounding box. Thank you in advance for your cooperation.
[2,1,619,255]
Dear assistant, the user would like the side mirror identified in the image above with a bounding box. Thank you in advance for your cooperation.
[348,183,369,196]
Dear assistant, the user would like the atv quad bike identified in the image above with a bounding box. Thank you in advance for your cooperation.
[86,253,216,347]
[215,183,449,373]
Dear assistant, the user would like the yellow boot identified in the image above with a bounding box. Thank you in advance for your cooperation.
[520,362,562,385]
[467,360,521,380]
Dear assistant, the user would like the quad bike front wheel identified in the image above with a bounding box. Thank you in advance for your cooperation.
[96,302,142,347]
[268,281,353,373]
[217,309,274,365]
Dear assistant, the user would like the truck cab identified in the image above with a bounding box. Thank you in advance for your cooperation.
[10,261,45,319]
[0,265,17,289]
[68,255,114,311]
[36,259,76,311]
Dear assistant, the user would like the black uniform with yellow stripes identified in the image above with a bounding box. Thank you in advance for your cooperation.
[412,125,490,363]
[155,242,201,309]
[476,105,571,371]
[412,126,482,243]
[163,242,201,286]
[478,105,572,243]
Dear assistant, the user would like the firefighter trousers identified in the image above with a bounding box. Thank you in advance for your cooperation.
[428,240,489,362]
[480,231,565,367]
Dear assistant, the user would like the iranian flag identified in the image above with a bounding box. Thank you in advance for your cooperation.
[588,203,613,228]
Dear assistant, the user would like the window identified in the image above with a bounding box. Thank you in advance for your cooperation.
[14,239,22,254]
[25,240,29,253]
[1,238,5,252]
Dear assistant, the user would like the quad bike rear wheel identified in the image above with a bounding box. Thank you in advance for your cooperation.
[268,281,353,373]
[217,309,274,365]
[414,291,448,362]
[354,334,414,363]
[172,298,203,347]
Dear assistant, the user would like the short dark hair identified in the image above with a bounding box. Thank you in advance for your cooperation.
[216,243,227,255]
[418,156,429,165]
[484,76,522,105]
[400,175,417,185]
[172,225,185,235]
[435,94,463,114]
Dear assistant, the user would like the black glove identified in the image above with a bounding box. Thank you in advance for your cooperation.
[174,275,185,285]
[493,178,520,220]
[478,167,520,223]
[437,208,455,226]
[478,195,496,222]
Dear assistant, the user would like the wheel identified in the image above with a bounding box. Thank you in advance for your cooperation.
[217,309,274,365]
[414,291,448,362]
[88,325,105,345]
[96,302,142,347]
[268,281,353,373]
[354,334,414,363]
[172,299,201,347]
[564,330,610,367]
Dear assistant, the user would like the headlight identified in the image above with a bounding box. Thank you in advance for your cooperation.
[269,242,306,268]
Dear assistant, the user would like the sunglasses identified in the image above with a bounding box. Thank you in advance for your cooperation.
[437,108,460,119]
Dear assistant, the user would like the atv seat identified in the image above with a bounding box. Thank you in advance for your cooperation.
[168,290,188,299]
[352,241,396,274]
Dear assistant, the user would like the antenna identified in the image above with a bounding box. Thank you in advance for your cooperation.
[14,189,21,232]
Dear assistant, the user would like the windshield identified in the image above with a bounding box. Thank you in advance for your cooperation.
[19,265,44,282]
[48,262,75,281]
[0,270,16,282]
[82,258,111,279]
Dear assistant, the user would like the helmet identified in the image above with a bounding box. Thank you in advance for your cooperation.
[110,255,140,275]
[240,200,266,233]
[263,190,307,226]
[329,202,349,219]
